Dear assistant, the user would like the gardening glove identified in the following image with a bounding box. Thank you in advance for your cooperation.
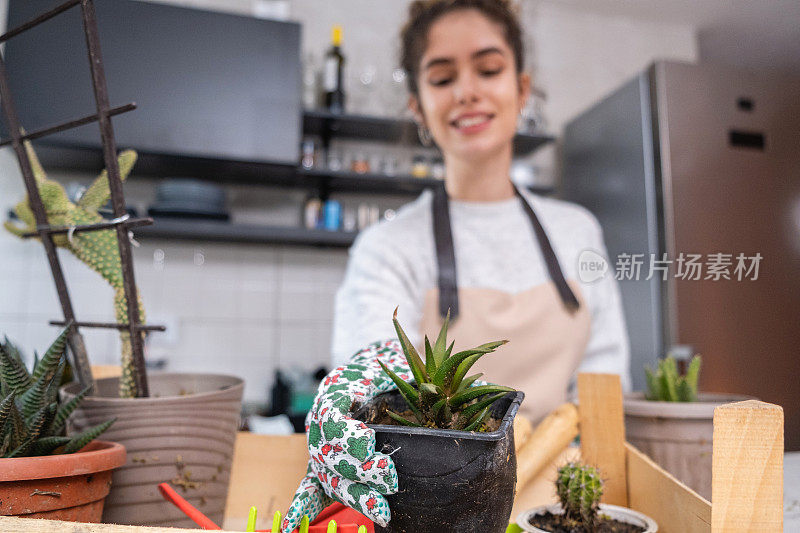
[281,339,409,533]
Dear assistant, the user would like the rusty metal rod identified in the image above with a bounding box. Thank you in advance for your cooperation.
[0,103,136,147]
[20,217,153,238]
[81,0,149,397]
[49,320,166,332]
[0,53,95,392]
[0,0,81,43]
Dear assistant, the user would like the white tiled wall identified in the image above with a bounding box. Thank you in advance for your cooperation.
[0,0,699,406]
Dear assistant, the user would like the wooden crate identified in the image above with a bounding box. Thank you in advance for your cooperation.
[0,373,783,532]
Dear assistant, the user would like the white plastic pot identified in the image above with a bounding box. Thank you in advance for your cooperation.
[517,503,658,532]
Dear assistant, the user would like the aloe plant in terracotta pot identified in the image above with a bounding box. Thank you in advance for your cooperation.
[6,142,244,527]
[0,326,125,522]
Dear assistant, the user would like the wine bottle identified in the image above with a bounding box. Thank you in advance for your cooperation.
[323,25,346,114]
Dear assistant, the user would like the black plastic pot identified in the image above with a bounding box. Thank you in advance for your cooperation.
[356,390,524,533]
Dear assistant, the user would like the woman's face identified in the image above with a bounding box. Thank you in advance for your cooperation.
[410,9,529,162]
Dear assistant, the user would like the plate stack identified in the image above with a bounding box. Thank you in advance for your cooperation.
[148,178,229,221]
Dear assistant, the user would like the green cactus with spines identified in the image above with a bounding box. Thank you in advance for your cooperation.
[0,326,115,457]
[4,141,144,398]
[556,461,604,529]
[645,355,701,402]
[377,308,514,431]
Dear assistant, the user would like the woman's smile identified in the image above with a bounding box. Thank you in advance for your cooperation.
[450,111,495,133]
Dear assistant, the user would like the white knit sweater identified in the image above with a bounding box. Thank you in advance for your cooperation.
[331,188,631,391]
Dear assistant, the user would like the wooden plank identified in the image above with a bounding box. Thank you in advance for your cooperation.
[626,442,711,533]
[577,373,627,506]
[711,400,783,533]
[222,432,309,530]
[0,516,237,532]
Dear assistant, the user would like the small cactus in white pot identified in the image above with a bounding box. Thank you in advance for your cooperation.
[516,461,658,532]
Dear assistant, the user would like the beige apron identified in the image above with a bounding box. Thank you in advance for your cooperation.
[420,282,590,423]
[420,185,592,423]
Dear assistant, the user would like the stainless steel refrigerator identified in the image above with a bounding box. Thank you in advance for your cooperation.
[561,60,800,450]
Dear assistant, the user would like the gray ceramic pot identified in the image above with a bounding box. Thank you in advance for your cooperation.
[61,373,243,528]
[624,392,750,500]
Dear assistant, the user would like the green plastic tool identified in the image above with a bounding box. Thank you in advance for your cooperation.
[246,506,257,532]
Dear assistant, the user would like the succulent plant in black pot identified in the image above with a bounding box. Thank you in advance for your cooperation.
[355,310,524,533]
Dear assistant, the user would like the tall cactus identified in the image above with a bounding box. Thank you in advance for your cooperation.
[4,141,143,398]
[555,461,604,529]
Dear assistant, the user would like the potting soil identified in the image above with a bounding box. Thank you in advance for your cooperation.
[527,511,646,533]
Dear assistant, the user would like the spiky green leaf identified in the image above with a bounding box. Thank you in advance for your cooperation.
[432,310,450,369]
[377,360,423,421]
[456,373,483,394]
[684,355,701,397]
[0,342,32,394]
[392,308,428,385]
[450,354,483,393]
[45,361,65,407]
[676,380,694,402]
[51,385,91,435]
[463,407,491,432]
[644,366,661,400]
[0,392,14,430]
[6,436,35,458]
[0,432,11,457]
[19,371,55,420]
[61,418,115,455]
[433,340,507,390]
[660,357,679,401]
[455,392,507,429]
[385,410,422,427]
[449,384,514,408]
[6,401,27,449]
[32,325,69,381]
[31,436,71,456]
[424,336,436,375]
[24,404,49,444]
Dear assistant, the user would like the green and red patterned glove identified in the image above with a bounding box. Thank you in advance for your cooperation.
[281,340,411,532]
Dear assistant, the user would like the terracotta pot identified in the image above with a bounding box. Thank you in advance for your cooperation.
[624,392,751,500]
[61,372,243,528]
[0,440,126,521]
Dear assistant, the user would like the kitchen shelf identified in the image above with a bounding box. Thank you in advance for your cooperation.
[134,218,357,247]
[303,109,555,156]
[24,111,556,248]
[297,168,442,194]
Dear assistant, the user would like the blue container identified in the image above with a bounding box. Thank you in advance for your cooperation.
[323,200,341,231]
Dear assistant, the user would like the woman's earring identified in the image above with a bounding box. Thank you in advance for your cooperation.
[417,123,433,147]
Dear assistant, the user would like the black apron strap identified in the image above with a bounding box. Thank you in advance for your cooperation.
[432,184,459,319]
[431,184,580,320]
[513,185,580,313]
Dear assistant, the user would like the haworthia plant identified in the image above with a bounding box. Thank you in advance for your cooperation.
[4,140,144,398]
[645,355,701,402]
[0,325,115,458]
[377,308,514,431]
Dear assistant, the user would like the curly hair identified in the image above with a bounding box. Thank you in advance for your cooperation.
[400,0,525,96]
